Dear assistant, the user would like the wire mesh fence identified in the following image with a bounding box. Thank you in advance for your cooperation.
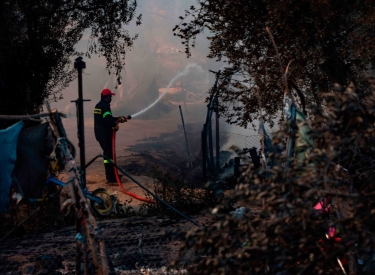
[219,132,260,153]
[125,127,261,170]
[0,213,197,274]
[185,130,261,169]
[0,130,259,275]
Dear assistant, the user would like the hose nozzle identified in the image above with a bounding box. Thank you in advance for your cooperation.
[127,115,132,120]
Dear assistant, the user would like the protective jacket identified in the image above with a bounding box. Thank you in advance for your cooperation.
[94,99,118,141]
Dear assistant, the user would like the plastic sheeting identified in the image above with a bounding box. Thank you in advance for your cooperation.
[0,121,24,213]
[259,121,283,168]
[13,122,50,198]
[294,108,315,163]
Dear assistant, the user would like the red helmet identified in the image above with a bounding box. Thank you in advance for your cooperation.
[101,88,116,96]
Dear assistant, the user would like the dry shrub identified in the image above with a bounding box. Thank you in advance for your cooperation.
[176,80,375,274]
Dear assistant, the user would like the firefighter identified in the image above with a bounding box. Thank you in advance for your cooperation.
[94,88,127,184]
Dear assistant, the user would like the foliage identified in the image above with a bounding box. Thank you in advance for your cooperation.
[174,78,375,274]
[174,0,375,128]
[0,0,141,115]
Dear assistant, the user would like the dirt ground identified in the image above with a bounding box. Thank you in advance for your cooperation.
[61,153,159,211]
[0,112,219,275]
[59,115,203,210]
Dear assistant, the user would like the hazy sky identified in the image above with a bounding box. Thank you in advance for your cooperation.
[54,0,264,137]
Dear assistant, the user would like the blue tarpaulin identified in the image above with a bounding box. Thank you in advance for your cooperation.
[0,121,24,213]
[259,121,279,168]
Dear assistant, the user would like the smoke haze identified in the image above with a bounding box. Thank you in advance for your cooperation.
[52,0,259,154]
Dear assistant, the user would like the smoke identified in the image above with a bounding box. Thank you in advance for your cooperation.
[131,63,204,118]
[55,1,221,120]
[103,79,109,89]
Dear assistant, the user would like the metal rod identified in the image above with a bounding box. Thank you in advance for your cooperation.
[205,71,221,122]
[203,71,221,175]
[208,117,214,172]
[77,67,85,187]
[179,105,193,169]
[74,57,87,188]
[0,112,66,120]
[73,57,86,275]
[202,128,207,182]
[47,177,102,204]
[215,109,220,171]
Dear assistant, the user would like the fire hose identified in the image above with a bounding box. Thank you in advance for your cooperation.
[105,116,202,227]
[112,115,155,203]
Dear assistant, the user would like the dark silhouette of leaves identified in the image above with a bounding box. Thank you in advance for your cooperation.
[174,0,375,129]
[0,0,141,115]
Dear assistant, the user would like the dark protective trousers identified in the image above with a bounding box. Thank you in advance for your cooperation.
[98,138,116,181]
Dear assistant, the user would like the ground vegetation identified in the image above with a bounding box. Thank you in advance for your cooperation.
[173,1,375,274]
[176,78,375,274]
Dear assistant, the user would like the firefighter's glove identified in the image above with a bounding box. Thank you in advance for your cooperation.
[113,124,119,132]
[118,116,127,123]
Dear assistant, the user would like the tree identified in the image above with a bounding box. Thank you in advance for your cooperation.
[172,3,375,274]
[0,0,141,115]
[174,0,375,128]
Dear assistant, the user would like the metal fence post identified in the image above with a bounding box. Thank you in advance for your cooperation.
[179,105,193,168]
[214,97,220,172]
[208,119,214,173]
[202,127,207,182]
[73,57,86,275]
[73,57,90,188]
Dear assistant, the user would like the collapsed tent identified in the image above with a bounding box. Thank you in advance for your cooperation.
[259,121,276,168]
[13,122,52,199]
[258,120,288,169]
[0,121,55,213]
[0,121,24,213]
[294,108,315,163]
[258,97,314,169]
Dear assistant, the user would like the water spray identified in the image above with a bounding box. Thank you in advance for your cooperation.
[130,63,204,118]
